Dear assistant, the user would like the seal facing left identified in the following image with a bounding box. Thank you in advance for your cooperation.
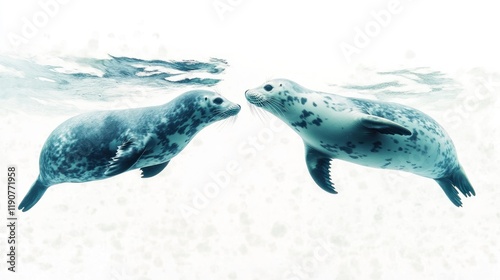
[19,90,241,212]
[245,79,475,206]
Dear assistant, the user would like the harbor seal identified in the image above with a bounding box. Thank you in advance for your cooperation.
[19,90,241,212]
[245,79,475,206]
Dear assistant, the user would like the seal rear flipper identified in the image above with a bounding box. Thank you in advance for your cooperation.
[360,115,412,136]
[305,145,337,194]
[435,178,463,207]
[18,178,48,212]
[141,161,170,178]
[435,166,475,207]
[105,139,151,177]
[451,165,475,197]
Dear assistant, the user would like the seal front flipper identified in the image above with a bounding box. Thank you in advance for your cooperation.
[141,161,170,178]
[18,177,49,212]
[360,115,412,136]
[105,138,152,177]
[305,145,337,194]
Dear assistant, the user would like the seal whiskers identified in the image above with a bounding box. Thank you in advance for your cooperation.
[215,114,238,130]
[248,102,270,123]
[246,93,286,121]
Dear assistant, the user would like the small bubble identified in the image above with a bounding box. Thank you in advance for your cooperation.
[271,222,287,238]
[405,50,416,59]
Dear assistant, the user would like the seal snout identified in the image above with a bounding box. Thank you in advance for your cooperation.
[244,89,264,106]
[245,89,256,99]
[228,103,241,116]
[244,89,251,99]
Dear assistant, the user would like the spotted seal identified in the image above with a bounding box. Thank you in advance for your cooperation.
[245,79,475,206]
[19,90,241,212]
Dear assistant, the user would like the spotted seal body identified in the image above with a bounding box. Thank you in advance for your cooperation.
[245,79,475,206]
[19,90,241,212]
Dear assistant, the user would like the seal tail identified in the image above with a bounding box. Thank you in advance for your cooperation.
[435,165,475,207]
[18,178,49,212]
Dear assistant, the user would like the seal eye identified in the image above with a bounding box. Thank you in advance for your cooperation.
[213,97,224,105]
[204,97,208,101]
[264,84,273,92]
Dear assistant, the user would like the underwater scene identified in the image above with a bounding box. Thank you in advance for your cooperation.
[1,1,499,279]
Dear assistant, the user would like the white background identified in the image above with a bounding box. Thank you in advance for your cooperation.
[1,0,499,279]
